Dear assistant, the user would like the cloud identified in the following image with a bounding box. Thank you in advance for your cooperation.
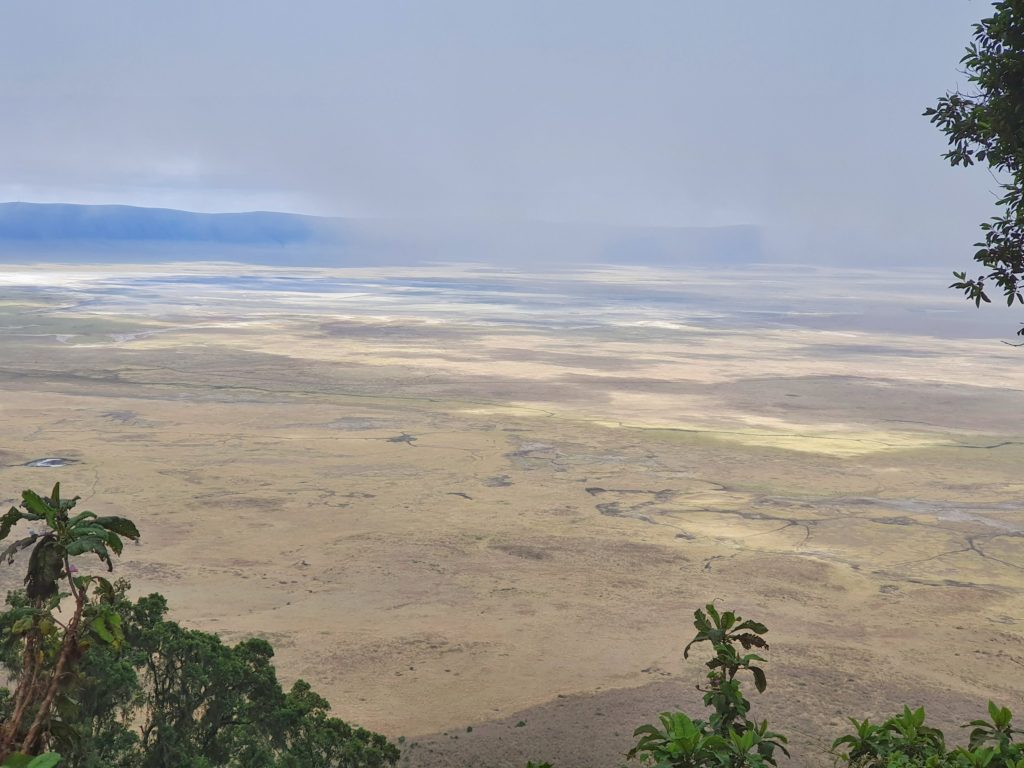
[0,1,1001,263]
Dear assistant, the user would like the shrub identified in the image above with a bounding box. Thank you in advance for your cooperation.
[628,604,787,768]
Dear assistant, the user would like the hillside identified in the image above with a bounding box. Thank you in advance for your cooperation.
[0,202,762,267]
[0,202,333,245]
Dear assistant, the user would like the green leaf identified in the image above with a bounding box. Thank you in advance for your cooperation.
[2,754,62,768]
[751,666,767,693]
[67,511,97,525]
[90,615,115,643]
[93,576,116,603]
[66,536,107,557]
[93,516,140,540]
[736,620,768,635]
[0,507,30,542]
[71,524,111,539]
[27,755,62,768]
[66,537,113,570]
[632,724,662,738]
[682,636,700,659]
[21,490,55,528]
[104,532,124,556]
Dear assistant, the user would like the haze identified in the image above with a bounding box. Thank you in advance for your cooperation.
[0,2,999,264]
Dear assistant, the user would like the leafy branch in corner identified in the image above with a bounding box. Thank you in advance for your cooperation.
[926,1,1024,337]
[0,484,138,763]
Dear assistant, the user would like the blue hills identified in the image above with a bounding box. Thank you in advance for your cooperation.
[0,202,763,267]
[0,202,335,245]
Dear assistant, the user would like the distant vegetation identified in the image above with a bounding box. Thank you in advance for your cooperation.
[927,0,1024,337]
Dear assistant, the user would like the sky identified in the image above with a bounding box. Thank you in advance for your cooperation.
[0,1,1002,263]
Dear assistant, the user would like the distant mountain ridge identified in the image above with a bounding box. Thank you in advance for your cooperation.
[0,202,763,267]
[0,202,335,245]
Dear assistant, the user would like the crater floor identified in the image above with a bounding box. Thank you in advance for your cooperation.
[0,262,1020,767]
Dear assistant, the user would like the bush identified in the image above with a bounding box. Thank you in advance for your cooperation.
[833,701,1024,768]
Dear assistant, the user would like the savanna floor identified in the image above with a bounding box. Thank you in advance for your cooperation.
[0,263,1021,767]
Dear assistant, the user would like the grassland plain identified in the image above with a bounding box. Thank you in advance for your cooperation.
[0,263,1021,767]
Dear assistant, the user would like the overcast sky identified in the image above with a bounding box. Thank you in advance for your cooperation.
[0,2,1001,262]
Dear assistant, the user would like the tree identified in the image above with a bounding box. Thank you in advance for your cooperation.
[926,0,1024,337]
[47,587,399,768]
[0,487,399,768]
[0,484,139,762]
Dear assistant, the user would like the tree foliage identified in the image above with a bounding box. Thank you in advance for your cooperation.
[43,586,399,768]
[832,701,1024,768]
[926,0,1024,336]
[0,487,398,768]
[0,484,138,762]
